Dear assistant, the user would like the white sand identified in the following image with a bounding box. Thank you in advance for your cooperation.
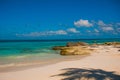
[0,46,120,80]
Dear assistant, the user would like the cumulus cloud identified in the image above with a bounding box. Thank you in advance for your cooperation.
[101,27,114,31]
[67,28,79,33]
[98,20,114,31]
[16,30,67,37]
[74,19,93,27]
[48,30,67,35]
[98,20,106,26]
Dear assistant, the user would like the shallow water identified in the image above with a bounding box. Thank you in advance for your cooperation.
[0,41,65,65]
[0,39,120,65]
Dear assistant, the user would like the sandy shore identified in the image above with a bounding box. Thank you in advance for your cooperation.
[0,45,120,80]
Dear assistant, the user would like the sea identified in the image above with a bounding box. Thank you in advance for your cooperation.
[0,38,120,66]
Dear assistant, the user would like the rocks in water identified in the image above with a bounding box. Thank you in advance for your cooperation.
[60,47,75,55]
[60,47,92,55]
[104,42,112,45]
[52,46,66,50]
[104,42,120,46]
[66,42,88,47]
[60,49,72,55]
[52,41,120,56]
[103,42,120,48]
[52,42,93,55]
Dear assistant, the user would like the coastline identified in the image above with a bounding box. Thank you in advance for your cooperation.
[0,55,88,72]
[0,45,120,80]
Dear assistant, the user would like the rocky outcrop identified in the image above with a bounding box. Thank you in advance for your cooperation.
[66,42,88,47]
[60,47,74,55]
[103,42,120,48]
[52,46,65,50]
[60,47,92,55]
[52,42,92,55]
[52,41,120,56]
[104,42,120,46]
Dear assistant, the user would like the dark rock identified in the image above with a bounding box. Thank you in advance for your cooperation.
[52,46,65,50]
[66,42,88,47]
[104,42,120,46]
[60,49,72,55]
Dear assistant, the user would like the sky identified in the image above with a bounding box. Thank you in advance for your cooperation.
[0,0,120,40]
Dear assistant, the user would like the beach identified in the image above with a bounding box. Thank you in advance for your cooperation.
[0,44,120,80]
[0,0,120,79]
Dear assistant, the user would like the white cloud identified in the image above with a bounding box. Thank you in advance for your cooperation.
[102,27,114,31]
[16,30,67,37]
[48,30,67,35]
[98,20,106,26]
[56,30,67,34]
[94,29,99,32]
[97,20,114,31]
[74,19,93,27]
[98,20,113,27]
[67,28,79,33]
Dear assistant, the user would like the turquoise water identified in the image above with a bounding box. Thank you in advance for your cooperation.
[0,41,68,64]
[0,41,65,57]
[0,39,120,65]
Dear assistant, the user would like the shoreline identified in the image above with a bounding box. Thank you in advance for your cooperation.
[0,54,88,72]
[0,44,120,80]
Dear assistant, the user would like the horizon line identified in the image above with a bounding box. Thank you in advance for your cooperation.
[0,38,120,42]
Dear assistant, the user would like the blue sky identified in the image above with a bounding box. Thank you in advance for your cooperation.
[0,0,120,40]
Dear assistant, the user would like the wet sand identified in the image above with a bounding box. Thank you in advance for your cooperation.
[0,55,88,72]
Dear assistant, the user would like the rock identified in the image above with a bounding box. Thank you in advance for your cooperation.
[114,42,120,45]
[66,42,75,47]
[104,42,112,45]
[52,42,95,56]
[60,47,75,55]
[52,46,65,50]
[52,41,120,56]
[60,49,72,55]
[78,42,89,46]
[66,42,88,47]
[60,47,92,55]
[73,49,91,55]
[104,42,120,46]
